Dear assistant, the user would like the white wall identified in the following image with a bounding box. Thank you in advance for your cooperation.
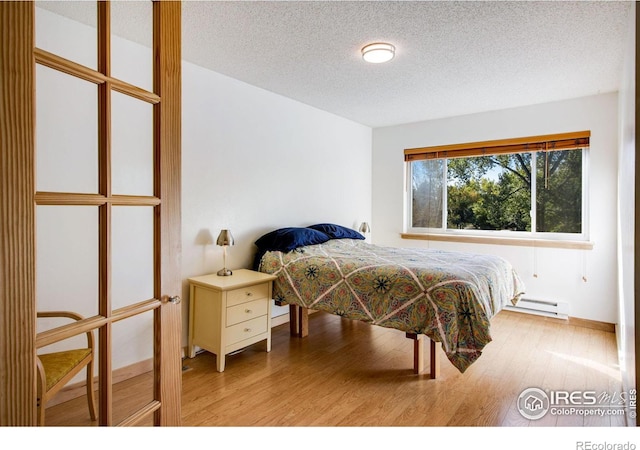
[35,6,373,370]
[180,63,372,341]
[616,1,635,424]
[372,93,619,323]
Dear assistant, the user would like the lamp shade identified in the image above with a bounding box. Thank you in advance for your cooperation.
[216,229,234,246]
[359,222,370,233]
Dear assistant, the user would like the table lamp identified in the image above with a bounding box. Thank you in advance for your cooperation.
[216,229,234,276]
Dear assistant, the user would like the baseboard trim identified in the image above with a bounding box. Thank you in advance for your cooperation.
[567,316,616,333]
[499,309,615,333]
[271,313,289,328]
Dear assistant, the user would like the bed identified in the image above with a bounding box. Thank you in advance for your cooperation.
[254,224,525,377]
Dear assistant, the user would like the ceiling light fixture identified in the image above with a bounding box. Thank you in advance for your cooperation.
[361,42,395,64]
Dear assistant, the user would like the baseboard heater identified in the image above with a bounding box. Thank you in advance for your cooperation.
[504,297,569,320]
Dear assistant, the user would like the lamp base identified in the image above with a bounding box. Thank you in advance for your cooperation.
[217,268,233,276]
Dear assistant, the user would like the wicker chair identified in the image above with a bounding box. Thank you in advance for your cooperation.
[36,311,97,426]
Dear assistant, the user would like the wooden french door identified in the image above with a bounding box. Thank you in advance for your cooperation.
[0,1,182,426]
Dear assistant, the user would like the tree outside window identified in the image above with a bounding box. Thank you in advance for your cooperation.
[410,149,583,235]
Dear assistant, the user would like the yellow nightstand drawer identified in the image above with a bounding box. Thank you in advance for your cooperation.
[226,298,268,326]
[226,316,268,344]
[227,283,269,307]
[187,269,276,372]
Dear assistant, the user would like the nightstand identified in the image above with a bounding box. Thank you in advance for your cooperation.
[187,269,277,372]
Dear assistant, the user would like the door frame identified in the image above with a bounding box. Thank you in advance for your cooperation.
[0,1,36,426]
[0,0,182,426]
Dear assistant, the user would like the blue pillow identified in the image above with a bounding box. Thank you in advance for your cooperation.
[254,227,330,252]
[308,223,365,240]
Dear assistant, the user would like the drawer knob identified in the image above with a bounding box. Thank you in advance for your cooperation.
[245,292,253,297]
[245,309,252,313]
[244,328,251,332]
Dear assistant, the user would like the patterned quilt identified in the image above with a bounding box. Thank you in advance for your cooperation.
[258,239,525,372]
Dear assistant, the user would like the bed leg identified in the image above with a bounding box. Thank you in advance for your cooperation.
[406,333,440,379]
[289,305,309,338]
[298,306,309,338]
[411,333,424,375]
[428,339,441,379]
[289,305,299,336]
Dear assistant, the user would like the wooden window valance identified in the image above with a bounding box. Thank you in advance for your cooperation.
[404,131,591,162]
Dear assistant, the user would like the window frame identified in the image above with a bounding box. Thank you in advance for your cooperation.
[404,132,590,243]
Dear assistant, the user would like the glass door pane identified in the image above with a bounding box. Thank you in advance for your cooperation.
[35,1,97,70]
[111,92,154,197]
[111,0,153,91]
[111,206,154,308]
[36,64,98,194]
[36,205,99,318]
[112,311,155,426]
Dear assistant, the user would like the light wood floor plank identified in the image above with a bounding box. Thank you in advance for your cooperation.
[44,310,627,427]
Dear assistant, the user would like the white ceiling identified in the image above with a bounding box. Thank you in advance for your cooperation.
[38,1,634,128]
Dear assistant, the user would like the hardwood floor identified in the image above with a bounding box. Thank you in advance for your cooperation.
[45,310,627,427]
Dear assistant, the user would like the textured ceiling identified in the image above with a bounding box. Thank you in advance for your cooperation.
[37,1,633,128]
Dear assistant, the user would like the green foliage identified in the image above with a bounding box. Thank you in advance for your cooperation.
[447,158,531,231]
[536,150,582,233]
[411,150,582,234]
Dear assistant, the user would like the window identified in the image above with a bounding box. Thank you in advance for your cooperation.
[405,132,589,239]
